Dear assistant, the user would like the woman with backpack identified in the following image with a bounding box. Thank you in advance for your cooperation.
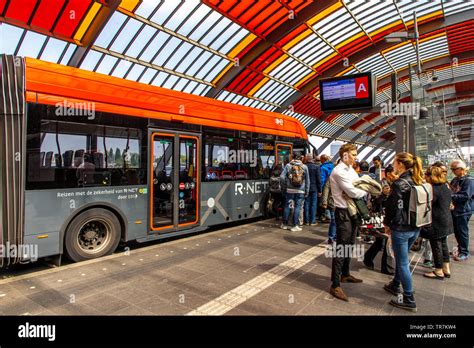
[382,152,425,312]
[421,165,453,279]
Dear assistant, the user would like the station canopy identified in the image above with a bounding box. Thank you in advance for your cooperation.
[1,0,473,155]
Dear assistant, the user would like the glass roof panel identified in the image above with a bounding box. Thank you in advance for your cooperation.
[138,67,158,84]
[314,7,363,47]
[95,54,118,75]
[210,24,247,53]
[312,121,342,137]
[188,11,222,42]
[0,24,24,55]
[355,53,393,78]
[17,31,47,58]
[149,1,182,26]
[345,0,400,34]
[138,31,171,62]
[395,0,442,23]
[60,44,77,65]
[125,63,146,81]
[442,0,474,16]
[124,24,157,58]
[39,38,68,63]
[419,35,449,61]
[94,12,128,48]
[164,0,201,31]
[288,33,334,67]
[383,44,417,71]
[175,4,213,37]
[109,18,143,54]
[80,50,103,71]
[111,59,133,78]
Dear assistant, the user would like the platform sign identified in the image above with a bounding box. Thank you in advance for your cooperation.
[319,72,376,112]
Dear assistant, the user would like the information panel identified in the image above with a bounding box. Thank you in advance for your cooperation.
[319,72,375,112]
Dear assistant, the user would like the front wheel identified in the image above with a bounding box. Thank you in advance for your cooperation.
[64,208,121,262]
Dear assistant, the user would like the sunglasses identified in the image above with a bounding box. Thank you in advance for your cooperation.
[451,167,462,171]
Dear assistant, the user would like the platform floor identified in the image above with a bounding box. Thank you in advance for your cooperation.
[0,220,472,315]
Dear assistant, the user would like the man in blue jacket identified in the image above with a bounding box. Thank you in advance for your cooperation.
[319,154,334,222]
[280,153,310,232]
[304,154,322,225]
[449,160,473,261]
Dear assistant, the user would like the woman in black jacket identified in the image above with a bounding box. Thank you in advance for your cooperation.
[422,166,453,279]
[382,152,424,312]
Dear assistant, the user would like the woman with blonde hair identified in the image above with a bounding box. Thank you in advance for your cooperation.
[421,166,453,279]
[382,152,424,312]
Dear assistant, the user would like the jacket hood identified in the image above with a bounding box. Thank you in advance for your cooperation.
[321,161,334,169]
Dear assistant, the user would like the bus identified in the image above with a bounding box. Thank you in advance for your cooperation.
[0,54,309,267]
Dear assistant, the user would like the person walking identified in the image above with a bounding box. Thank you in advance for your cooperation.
[422,165,453,279]
[304,154,322,226]
[449,160,473,262]
[280,153,310,232]
[328,144,367,301]
[383,152,424,312]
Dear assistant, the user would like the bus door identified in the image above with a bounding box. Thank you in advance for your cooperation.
[149,131,200,233]
[275,142,293,166]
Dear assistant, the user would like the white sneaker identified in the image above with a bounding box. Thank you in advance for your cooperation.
[280,224,290,230]
[291,226,302,232]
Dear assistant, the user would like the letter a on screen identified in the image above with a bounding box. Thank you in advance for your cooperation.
[355,77,369,98]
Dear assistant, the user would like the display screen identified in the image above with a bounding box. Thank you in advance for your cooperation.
[319,72,375,112]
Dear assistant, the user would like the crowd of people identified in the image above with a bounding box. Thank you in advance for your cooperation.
[274,143,473,312]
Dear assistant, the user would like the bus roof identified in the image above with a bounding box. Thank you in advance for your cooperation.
[25,58,307,140]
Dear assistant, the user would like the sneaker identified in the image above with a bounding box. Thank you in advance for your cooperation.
[280,224,290,230]
[454,254,469,262]
[291,226,302,232]
[421,260,433,268]
[310,222,318,226]
[383,281,402,296]
[389,293,417,312]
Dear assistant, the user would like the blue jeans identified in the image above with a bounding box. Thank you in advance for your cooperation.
[453,213,471,256]
[328,209,336,241]
[391,229,420,296]
[304,192,318,224]
[283,193,304,226]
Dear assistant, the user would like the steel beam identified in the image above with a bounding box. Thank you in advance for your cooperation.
[68,0,122,68]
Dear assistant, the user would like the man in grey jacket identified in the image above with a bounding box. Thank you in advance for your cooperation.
[280,153,310,232]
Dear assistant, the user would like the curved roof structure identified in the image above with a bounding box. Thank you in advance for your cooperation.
[1,0,473,156]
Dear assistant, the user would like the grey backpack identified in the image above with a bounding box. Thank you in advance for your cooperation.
[401,179,433,228]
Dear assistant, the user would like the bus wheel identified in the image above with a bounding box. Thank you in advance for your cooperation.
[64,208,121,262]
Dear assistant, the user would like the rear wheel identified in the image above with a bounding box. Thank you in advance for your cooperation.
[64,208,121,262]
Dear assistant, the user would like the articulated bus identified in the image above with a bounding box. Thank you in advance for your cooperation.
[0,55,309,267]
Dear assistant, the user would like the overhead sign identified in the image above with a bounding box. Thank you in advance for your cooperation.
[319,72,376,112]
